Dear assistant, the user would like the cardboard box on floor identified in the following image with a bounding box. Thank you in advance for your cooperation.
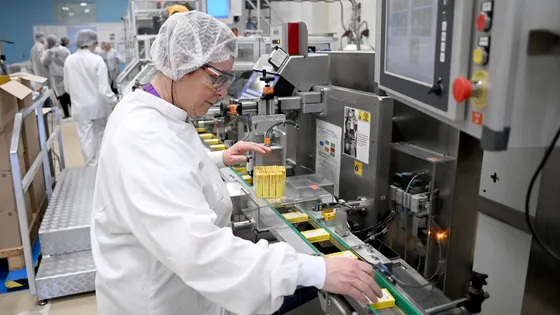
[0,75,48,213]
[0,76,19,133]
[0,196,33,250]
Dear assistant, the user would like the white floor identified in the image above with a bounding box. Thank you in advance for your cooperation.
[0,119,98,315]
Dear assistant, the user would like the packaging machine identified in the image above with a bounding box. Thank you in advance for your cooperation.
[202,1,560,310]
[192,21,492,315]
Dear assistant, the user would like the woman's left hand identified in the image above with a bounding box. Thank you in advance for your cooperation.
[222,141,271,166]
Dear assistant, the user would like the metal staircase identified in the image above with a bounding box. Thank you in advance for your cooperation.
[9,92,96,302]
[35,167,97,300]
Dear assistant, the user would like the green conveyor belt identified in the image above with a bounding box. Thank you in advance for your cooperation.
[229,168,424,315]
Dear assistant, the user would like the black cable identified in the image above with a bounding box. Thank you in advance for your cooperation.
[525,122,560,262]
[353,210,396,235]
[393,242,442,288]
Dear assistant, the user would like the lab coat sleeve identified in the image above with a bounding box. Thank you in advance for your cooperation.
[41,49,54,68]
[96,59,117,104]
[118,131,325,315]
[207,151,226,168]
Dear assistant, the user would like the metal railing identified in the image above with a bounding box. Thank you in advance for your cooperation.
[9,90,66,295]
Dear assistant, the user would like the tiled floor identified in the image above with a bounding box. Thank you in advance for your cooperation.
[0,118,98,315]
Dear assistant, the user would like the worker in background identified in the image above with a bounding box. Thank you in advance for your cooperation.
[58,36,72,118]
[30,33,49,83]
[60,36,71,55]
[101,42,122,95]
[64,30,116,166]
[91,11,382,315]
[93,44,104,58]
[41,35,71,118]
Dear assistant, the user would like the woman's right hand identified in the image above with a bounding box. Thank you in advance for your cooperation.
[323,258,383,304]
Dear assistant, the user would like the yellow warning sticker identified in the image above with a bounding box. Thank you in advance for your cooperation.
[354,161,363,177]
[358,110,371,122]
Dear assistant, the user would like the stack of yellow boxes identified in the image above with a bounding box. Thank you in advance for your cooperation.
[254,165,286,199]
[197,130,228,151]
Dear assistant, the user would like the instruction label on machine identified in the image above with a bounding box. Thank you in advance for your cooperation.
[343,106,371,163]
[316,120,342,196]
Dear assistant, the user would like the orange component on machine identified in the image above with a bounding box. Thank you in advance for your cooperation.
[263,85,274,95]
[228,104,238,115]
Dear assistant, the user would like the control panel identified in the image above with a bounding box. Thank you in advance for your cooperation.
[376,0,462,120]
[376,1,560,151]
[453,1,493,134]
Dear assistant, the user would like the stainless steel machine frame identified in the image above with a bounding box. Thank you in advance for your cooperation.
[9,91,66,296]
[375,1,560,314]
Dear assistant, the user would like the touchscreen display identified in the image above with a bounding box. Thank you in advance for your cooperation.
[385,0,438,86]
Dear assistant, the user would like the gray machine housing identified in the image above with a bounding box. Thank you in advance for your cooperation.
[241,52,394,234]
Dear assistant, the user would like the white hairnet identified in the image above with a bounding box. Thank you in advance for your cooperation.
[46,35,59,49]
[151,11,238,81]
[35,33,44,42]
[76,29,98,48]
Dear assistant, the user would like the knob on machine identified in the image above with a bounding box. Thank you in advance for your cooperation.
[453,70,489,109]
[476,12,492,32]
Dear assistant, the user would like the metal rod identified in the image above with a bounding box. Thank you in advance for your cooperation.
[257,0,261,33]
[9,114,37,294]
[36,101,54,201]
[54,107,66,170]
[22,151,47,192]
[233,220,253,230]
[425,298,468,315]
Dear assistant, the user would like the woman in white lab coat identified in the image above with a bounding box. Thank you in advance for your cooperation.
[91,11,382,315]
[41,35,70,116]
[64,30,116,167]
[101,42,122,94]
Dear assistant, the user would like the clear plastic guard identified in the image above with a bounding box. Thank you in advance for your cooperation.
[232,171,336,232]
[260,175,336,208]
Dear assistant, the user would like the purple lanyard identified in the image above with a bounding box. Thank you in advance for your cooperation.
[143,83,161,98]
[143,83,190,123]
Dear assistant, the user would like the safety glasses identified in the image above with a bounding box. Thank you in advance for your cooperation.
[201,64,236,90]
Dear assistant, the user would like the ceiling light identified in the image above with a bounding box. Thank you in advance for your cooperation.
[81,2,88,6]
[85,9,90,13]
[69,12,75,16]
[62,6,69,10]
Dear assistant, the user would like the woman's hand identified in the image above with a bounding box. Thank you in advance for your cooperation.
[222,141,271,166]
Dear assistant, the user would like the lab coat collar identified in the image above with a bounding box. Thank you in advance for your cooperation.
[129,90,189,123]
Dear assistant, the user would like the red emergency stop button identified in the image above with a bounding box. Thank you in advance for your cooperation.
[477,12,492,32]
[453,77,473,103]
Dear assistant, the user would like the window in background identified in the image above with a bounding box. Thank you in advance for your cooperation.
[55,2,97,25]
[207,0,229,18]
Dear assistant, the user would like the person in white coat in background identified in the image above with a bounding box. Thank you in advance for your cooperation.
[91,11,382,315]
[101,42,121,95]
[60,36,71,55]
[57,37,72,118]
[64,29,116,167]
[41,35,71,117]
[30,33,49,85]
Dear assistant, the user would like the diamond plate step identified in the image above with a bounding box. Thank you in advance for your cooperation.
[36,250,96,300]
[39,167,97,256]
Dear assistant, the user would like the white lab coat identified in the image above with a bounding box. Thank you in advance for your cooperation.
[91,90,325,315]
[30,42,49,84]
[41,46,69,97]
[60,45,71,56]
[104,48,121,88]
[64,49,116,166]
